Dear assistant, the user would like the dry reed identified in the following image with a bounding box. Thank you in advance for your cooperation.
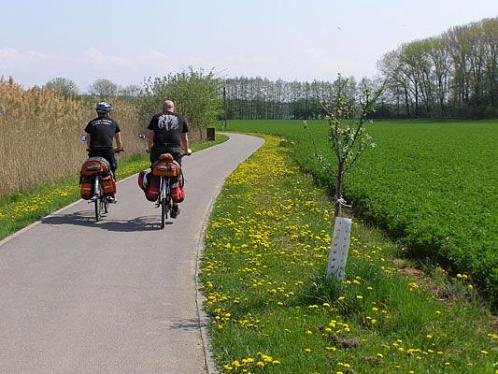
[0,78,144,195]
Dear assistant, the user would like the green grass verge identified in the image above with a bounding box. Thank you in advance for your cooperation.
[0,134,229,241]
[201,135,497,373]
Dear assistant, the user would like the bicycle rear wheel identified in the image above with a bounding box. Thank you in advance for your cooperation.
[100,195,108,216]
[102,189,109,214]
[94,177,101,222]
[161,198,166,229]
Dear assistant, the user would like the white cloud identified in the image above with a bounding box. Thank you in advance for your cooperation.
[0,46,374,88]
[0,47,65,68]
[137,50,172,68]
[0,47,182,88]
[83,48,135,70]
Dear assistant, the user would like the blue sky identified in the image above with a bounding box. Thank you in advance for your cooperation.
[1,0,497,90]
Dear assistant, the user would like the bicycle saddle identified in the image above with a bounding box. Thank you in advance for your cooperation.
[159,153,174,161]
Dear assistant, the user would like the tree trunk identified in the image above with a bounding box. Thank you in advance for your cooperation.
[404,87,410,116]
[334,163,344,218]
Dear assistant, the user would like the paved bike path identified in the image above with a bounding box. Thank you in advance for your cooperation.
[0,133,264,374]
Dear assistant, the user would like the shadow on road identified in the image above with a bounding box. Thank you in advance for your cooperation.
[168,318,205,332]
[42,211,167,232]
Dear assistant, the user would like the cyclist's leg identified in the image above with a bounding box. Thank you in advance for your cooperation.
[88,148,115,173]
[90,148,116,199]
[171,151,183,166]
[102,148,116,173]
[167,149,183,215]
[103,150,117,200]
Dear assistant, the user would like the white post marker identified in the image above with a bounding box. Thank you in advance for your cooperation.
[327,217,352,280]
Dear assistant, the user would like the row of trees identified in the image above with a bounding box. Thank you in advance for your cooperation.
[225,77,322,120]
[223,76,379,120]
[223,17,497,120]
[378,17,498,118]
[40,17,497,120]
[43,77,141,99]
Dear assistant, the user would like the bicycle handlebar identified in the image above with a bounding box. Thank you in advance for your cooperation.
[86,148,124,154]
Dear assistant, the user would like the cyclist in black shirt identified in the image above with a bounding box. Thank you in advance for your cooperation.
[146,100,191,217]
[146,100,191,165]
[84,102,123,174]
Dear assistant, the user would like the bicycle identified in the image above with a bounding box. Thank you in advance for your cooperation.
[91,172,109,222]
[150,152,190,229]
[157,173,172,229]
[80,145,123,222]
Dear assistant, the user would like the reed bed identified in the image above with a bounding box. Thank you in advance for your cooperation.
[0,78,144,195]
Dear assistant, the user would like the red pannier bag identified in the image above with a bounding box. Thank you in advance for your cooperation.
[171,173,185,203]
[138,170,147,191]
[145,174,160,202]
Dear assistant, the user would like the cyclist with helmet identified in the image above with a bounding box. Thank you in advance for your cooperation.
[85,102,123,173]
[84,102,123,200]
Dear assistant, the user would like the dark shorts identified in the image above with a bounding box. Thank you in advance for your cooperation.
[88,148,116,173]
[151,145,182,167]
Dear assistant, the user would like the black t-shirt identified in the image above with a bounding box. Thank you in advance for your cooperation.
[85,116,120,149]
[147,111,189,147]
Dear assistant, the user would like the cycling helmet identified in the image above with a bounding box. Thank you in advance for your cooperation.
[96,102,112,113]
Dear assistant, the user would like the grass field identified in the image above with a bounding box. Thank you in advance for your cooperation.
[201,135,497,373]
[221,119,498,307]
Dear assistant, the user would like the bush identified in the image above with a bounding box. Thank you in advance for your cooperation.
[139,69,222,140]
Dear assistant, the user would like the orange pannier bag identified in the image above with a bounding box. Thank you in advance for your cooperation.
[80,157,112,199]
[80,157,110,176]
[151,153,181,177]
[80,175,94,200]
[101,174,116,195]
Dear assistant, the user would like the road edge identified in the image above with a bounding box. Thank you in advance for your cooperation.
[194,133,265,374]
[194,180,224,374]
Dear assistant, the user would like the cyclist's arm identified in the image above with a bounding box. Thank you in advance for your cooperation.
[146,129,154,152]
[114,132,123,151]
[85,132,91,150]
[181,133,191,154]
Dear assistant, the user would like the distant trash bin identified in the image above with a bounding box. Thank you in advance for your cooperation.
[207,127,216,141]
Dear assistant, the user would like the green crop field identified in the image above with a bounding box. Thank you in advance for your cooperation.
[222,119,498,306]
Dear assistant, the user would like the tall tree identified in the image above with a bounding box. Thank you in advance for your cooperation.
[88,79,118,98]
[44,77,79,98]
